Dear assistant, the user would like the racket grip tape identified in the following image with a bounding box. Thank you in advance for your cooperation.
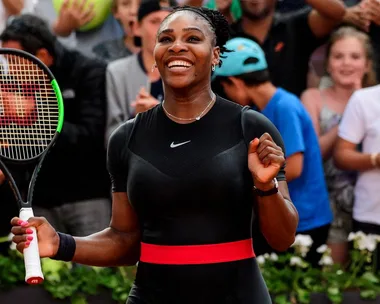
[19,208,44,285]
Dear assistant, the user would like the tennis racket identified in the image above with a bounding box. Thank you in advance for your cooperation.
[0,48,64,284]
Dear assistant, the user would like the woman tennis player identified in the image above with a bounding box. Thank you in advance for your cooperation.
[11,6,298,303]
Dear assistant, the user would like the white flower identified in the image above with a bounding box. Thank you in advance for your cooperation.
[368,234,380,244]
[256,255,265,265]
[290,256,304,267]
[291,234,314,257]
[270,253,278,261]
[336,270,343,275]
[352,233,377,252]
[348,232,356,242]
[316,244,328,253]
[348,231,366,242]
[319,255,333,266]
[363,235,377,252]
[264,253,270,259]
[292,234,313,248]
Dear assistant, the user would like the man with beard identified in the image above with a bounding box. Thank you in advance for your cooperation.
[229,0,346,97]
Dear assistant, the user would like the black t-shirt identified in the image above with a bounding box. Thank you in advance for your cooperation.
[107,97,285,303]
[229,9,324,97]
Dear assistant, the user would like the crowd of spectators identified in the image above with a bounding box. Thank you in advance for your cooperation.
[0,0,379,271]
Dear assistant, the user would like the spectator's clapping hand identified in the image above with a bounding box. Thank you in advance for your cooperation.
[131,87,160,115]
[343,2,371,32]
[53,0,95,37]
[362,0,380,26]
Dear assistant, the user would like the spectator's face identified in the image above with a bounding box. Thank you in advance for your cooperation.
[114,0,139,36]
[327,37,369,88]
[154,11,220,90]
[240,0,276,20]
[136,11,171,54]
[221,78,251,106]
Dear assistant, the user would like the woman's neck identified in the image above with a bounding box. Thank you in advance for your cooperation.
[163,84,215,122]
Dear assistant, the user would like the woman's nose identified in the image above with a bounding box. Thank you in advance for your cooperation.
[342,55,352,65]
[169,41,187,53]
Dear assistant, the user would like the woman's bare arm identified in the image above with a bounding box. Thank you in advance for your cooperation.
[72,192,140,267]
[255,180,298,252]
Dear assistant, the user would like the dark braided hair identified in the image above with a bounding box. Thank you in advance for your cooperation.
[159,6,231,66]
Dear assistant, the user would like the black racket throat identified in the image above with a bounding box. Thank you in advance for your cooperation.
[0,154,46,209]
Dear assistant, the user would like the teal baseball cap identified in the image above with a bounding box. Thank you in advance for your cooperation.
[212,37,268,80]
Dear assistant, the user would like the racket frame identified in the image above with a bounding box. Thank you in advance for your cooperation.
[0,48,64,285]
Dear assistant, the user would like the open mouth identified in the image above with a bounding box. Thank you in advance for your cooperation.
[167,60,193,71]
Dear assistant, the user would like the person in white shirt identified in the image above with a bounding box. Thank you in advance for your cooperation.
[334,84,380,268]
[0,0,37,33]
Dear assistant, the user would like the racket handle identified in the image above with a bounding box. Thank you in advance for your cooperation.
[19,207,44,285]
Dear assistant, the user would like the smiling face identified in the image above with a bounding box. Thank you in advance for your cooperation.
[327,36,369,88]
[153,11,220,90]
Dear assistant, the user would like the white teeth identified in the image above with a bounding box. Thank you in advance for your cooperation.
[168,60,192,68]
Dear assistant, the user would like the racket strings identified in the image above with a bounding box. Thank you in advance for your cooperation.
[0,54,58,160]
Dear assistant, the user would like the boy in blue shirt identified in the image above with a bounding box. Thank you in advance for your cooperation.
[213,38,332,266]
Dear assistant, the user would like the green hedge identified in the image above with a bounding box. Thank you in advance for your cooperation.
[0,250,135,304]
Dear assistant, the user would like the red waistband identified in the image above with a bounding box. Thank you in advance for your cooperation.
[140,239,255,265]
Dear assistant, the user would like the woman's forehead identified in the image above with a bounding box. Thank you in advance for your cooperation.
[161,11,208,31]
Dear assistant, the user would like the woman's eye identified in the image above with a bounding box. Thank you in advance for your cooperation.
[159,37,172,43]
[188,36,200,42]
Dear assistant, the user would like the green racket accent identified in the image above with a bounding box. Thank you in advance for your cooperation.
[51,79,64,133]
[0,235,9,243]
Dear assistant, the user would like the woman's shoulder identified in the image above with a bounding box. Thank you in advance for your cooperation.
[216,95,244,111]
[215,95,271,127]
[300,87,322,104]
[108,118,137,146]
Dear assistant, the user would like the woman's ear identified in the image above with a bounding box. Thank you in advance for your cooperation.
[212,46,220,66]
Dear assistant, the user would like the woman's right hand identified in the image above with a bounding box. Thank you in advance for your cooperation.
[10,217,60,258]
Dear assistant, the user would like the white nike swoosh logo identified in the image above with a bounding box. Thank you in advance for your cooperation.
[170,140,191,148]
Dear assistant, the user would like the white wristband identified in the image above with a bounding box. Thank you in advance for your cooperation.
[370,153,379,168]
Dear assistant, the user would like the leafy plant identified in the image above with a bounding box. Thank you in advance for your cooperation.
[0,249,135,304]
[1,232,380,304]
[258,232,380,304]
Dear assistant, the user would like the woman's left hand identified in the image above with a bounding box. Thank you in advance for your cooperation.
[248,133,285,185]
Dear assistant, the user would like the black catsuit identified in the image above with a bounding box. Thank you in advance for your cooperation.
[107,96,286,304]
